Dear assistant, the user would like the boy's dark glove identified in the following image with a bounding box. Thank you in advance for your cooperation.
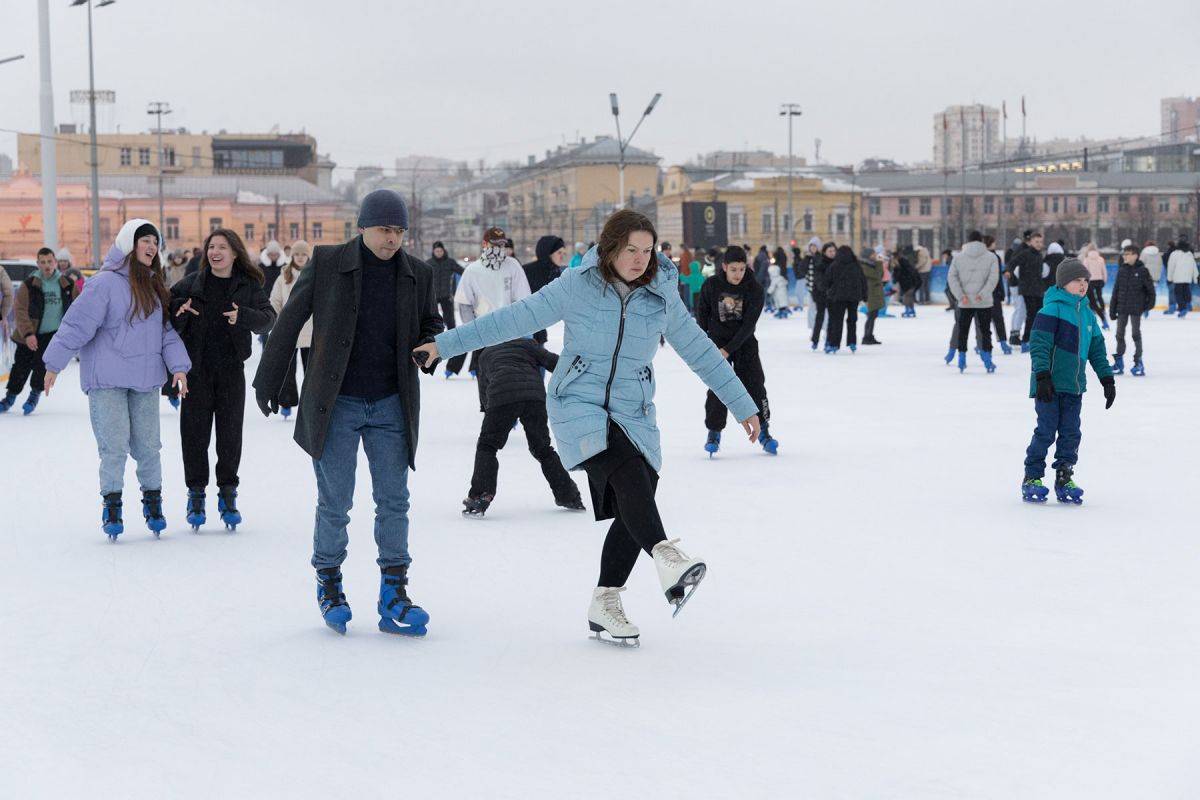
[1035,371,1056,403]
[1100,375,1116,409]
[255,388,279,417]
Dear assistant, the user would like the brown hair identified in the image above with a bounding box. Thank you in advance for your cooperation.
[283,240,310,285]
[596,210,659,288]
[201,228,265,287]
[124,248,171,324]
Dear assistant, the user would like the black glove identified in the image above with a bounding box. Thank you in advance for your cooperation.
[1035,371,1056,403]
[1109,309,1118,321]
[1100,375,1116,410]
[256,388,279,417]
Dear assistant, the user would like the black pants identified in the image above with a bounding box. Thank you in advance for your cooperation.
[278,347,310,409]
[1020,294,1044,343]
[918,272,931,303]
[1114,312,1142,360]
[825,301,858,347]
[990,298,1007,342]
[6,331,54,396]
[810,296,827,345]
[1176,283,1193,312]
[864,308,879,339]
[181,366,246,489]
[956,307,993,352]
[469,400,578,502]
[583,423,667,588]
[439,296,468,375]
[706,341,769,434]
[1087,280,1106,319]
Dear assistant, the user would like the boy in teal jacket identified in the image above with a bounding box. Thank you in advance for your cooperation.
[1022,259,1116,504]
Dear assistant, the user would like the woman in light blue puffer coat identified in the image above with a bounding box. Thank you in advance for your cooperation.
[415,211,760,645]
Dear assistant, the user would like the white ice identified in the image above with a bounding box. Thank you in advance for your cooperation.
[3,306,1199,799]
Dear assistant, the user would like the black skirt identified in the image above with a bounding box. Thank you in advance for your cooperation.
[579,419,659,522]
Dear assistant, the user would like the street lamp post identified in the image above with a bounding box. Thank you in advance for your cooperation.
[779,104,802,244]
[609,92,661,210]
[71,0,115,267]
[147,101,171,247]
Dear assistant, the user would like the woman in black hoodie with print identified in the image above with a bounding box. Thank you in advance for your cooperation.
[822,245,866,353]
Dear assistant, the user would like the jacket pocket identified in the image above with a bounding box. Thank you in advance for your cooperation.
[637,365,654,416]
[550,355,588,398]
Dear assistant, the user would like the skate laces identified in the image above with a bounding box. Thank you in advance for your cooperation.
[600,588,630,624]
[654,539,689,567]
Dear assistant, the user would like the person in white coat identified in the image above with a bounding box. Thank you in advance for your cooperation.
[946,230,999,372]
[455,225,531,377]
[1140,241,1164,318]
[269,240,313,418]
[1166,240,1198,317]
[767,264,790,318]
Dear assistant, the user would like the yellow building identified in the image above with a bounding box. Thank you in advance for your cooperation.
[503,137,659,251]
[19,131,327,186]
[657,165,861,250]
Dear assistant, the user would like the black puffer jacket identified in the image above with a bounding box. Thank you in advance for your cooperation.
[823,246,867,304]
[477,338,559,411]
[1109,260,1157,317]
[170,268,275,369]
[428,249,464,299]
[808,252,831,299]
[1010,244,1046,298]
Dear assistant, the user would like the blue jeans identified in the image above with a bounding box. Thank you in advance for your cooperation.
[311,393,411,570]
[88,388,162,495]
[1024,393,1082,479]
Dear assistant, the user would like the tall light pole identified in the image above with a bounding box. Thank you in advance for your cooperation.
[609,91,661,210]
[147,101,171,246]
[779,104,802,244]
[72,0,116,267]
[36,0,57,250]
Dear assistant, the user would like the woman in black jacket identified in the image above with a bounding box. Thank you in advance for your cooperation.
[808,242,835,350]
[170,228,275,530]
[821,245,866,353]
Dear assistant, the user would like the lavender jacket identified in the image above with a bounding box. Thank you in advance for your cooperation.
[42,253,191,393]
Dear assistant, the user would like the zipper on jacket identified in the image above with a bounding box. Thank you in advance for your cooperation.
[1075,299,1083,394]
[603,291,632,412]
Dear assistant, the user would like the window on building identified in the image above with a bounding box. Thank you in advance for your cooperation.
[897,229,913,247]
[1004,197,1014,215]
[209,217,223,232]
[1051,197,1060,213]
[344,221,352,240]
[919,198,931,216]
[1117,196,1129,213]
[120,147,132,167]
[312,222,323,240]
[165,218,180,241]
[138,147,151,166]
[1158,197,1171,213]
[944,198,953,215]
[164,147,176,167]
[964,197,975,215]
[918,229,934,250]
[1077,196,1088,214]
[192,147,202,167]
[761,209,774,234]
[266,223,277,241]
[983,197,995,215]
[782,214,792,235]
[835,213,845,233]
[1137,195,1152,212]
[289,222,300,240]
[868,198,880,216]
[1180,196,1191,214]
[244,224,255,242]
[803,210,814,232]
[1024,197,1035,214]
[898,198,911,216]
[1097,196,1110,213]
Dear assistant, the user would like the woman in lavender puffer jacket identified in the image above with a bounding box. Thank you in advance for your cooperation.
[42,219,192,540]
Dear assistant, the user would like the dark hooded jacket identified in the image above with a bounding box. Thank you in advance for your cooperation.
[522,236,565,295]
[824,246,867,304]
[1109,259,1157,317]
[428,243,464,299]
[695,269,764,355]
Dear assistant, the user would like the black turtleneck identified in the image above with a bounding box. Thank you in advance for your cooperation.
[339,241,399,400]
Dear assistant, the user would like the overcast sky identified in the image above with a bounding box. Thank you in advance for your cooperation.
[1,0,1198,181]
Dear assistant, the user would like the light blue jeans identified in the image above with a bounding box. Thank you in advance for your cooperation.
[88,388,162,495]
[311,393,411,570]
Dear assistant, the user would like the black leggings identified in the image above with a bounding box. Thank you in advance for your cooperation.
[596,455,667,587]
[810,297,827,346]
[1020,294,1044,343]
[1087,280,1106,319]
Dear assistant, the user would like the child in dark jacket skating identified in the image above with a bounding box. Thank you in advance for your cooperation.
[463,338,584,517]
[1108,244,1156,376]
[1022,259,1115,504]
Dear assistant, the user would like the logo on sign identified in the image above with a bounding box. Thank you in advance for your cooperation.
[704,206,716,224]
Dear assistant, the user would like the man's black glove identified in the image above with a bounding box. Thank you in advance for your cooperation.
[1110,309,1118,321]
[1035,371,1056,403]
[256,388,279,417]
[1100,375,1116,409]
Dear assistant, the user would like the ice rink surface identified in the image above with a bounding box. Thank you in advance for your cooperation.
[3,305,1199,798]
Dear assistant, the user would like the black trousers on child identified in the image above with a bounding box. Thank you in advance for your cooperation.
[825,301,858,347]
[1114,312,1142,360]
[956,307,993,352]
[582,421,667,589]
[706,340,769,434]
[181,366,246,490]
[6,331,54,395]
[469,400,578,503]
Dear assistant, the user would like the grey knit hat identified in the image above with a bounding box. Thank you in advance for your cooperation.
[357,189,409,229]
[1055,258,1090,288]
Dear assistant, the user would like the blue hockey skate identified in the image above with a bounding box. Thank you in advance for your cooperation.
[186,489,206,530]
[378,565,429,637]
[758,429,778,455]
[217,486,241,531]
[1112,355,1124,375]
[944,346,956,365]
[704,430,721,458]
[141,489,166,537]
[168,396,180,410]
[1054,466,1084,505]
[1021,478,1049,503]
[810,342,818,351]
[824,345,839,354]
[280,406,292,419]
[957,351,967,373]
[1131,359,1145,376]
[21,390,40,415]
[316,568,352,635]
[1020,342,1030,353]
[849,344,857,353]
[0,392,16,413]
[999,340,1013,355]
[101,492,124,540]
[979,350,996,373]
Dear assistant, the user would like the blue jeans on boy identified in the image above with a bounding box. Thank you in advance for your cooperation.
[311,393,411,570]
[88,388,162,495]
[1023,393,1082,479]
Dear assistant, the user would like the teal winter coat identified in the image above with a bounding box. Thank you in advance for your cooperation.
[1028,285,1113,397]
[435,249,758,472]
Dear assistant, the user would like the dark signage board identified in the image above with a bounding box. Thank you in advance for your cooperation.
[682,202,728,250]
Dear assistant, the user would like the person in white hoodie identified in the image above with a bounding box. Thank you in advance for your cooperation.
[1166,239,1198,318]
[1139,241,1164,318]
[946,230,999,373]
[455,226,531,377]
[269,240,313,418]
